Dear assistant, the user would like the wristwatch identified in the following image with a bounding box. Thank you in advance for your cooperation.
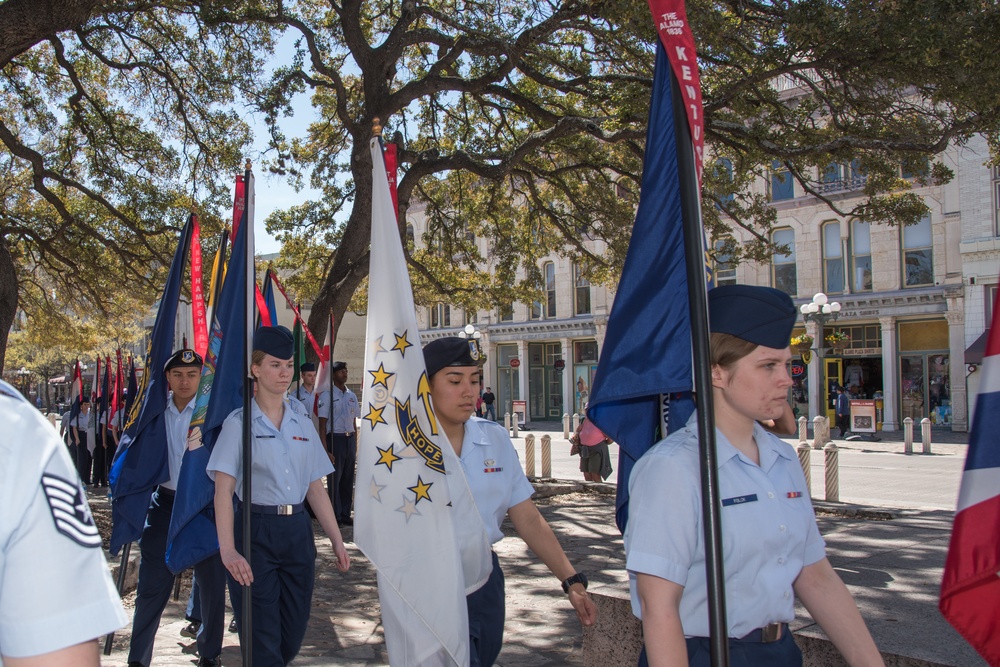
[561,572,588,594]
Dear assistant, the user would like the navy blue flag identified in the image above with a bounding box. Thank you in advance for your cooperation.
[123,357,138,420]
[166,172,254,573]
[258,267,279,328]
[587,41,707,533]
[109,218,194,555]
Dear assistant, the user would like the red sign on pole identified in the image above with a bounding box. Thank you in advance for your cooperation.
[510,358,521,368]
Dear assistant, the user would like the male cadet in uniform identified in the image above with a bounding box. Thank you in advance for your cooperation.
[0,379,127,665]
[292,362,321,436]
[127,350,227,667]
[317,361,360,525]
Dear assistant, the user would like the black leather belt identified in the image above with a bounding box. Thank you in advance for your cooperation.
[156,486,176,498]
[332,432,354,437]
[734,622,786,643]
[250,503,305,516]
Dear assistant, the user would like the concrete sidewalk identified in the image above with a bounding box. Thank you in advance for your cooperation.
[96,426,984,666]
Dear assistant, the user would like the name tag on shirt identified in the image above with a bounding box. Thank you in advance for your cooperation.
[722,494,758,507]
[254,434,276,439]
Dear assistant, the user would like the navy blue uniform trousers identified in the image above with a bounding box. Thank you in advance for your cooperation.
[128,488,227,666]
[328,432,357,521]
[637,626,802,667]
[229,508,316,667]
[467,551,505,667]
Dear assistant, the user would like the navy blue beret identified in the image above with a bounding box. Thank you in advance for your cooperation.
[332,361,347,372]
[253,325,294,360]
[708,285,797,349]
[163,348,203,373]
[423,337,479,377]
[300,362,316,372]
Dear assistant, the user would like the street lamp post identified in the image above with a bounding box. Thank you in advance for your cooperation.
[799,293,841,423]
[457,323,483,356]
[16,367,30,398]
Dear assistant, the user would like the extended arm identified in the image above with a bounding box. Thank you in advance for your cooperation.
[305,480,350,571]
[635,573,687,666]
[794,558,884,667]
[214,472,253,585]
[4,641,101,667]
[507,499,597,626]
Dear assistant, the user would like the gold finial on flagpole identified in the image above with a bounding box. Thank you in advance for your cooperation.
[245,159,252,170]
[372,118,382,137]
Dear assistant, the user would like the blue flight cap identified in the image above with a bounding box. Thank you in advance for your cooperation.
[423,337,478,378]
[253,326,294,360]
[163,348,203,373]
[332,361,347,372]
[300,362,316,373]
[708,285,797,349]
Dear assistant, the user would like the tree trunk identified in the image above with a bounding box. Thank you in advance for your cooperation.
[0,236,18,373]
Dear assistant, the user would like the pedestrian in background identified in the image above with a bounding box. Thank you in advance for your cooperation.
[481,386,496,421]
[423,337,597,666]
[624,285,882,667]
[836,385,851,439]
[0,379,127,665]
[209,326,350,667]
[70,396,93,484]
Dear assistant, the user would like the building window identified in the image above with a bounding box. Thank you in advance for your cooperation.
[715,158,735,209]
[465,309,477,325]
[429,303,451,328]
[770,160,794,201]
[573,263,591,315]
[405,224,415,250]
[771,228,797,296]
[851,219,872,292]
[902,215,933,287]
[822,221,844,294]
[499,303,514,322]
[713,238,737,287]
[901,157,930,180]
[544,262,557,318]
[530,300,542,320]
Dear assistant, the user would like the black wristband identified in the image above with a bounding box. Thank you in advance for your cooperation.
[561,571,588,594]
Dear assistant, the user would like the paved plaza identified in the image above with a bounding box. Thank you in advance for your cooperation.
[95,425,983,666]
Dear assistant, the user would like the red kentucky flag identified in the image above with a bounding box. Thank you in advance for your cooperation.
[940,294,1000,665]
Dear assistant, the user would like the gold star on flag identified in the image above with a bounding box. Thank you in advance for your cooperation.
[408,476,433,504]
[369,362,392,388]
[364,403,387,429]
[375,444,402,471]
[392,330,413,357]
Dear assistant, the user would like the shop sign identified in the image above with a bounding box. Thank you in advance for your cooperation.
[842,347,882,357]
[554,359,566,372]
[790,362,805,377]
[840,309,881,318]
[509,358,521,368]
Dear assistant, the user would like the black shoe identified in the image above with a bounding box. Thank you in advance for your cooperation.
[128,663,145,667]
[181,620,200,637]
[339,517,354,526]
[229,617,238,633]
[197,658,221,667]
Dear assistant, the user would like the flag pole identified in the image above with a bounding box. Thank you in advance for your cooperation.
[206,229,230,329]
[326,310,335,504]
[240,160,255,667]
[669,72,729,664]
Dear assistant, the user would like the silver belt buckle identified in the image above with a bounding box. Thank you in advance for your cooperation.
[278,504,293,516]
[760,623,783,643]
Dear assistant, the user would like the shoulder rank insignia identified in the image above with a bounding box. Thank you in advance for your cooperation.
[41,473,101,548]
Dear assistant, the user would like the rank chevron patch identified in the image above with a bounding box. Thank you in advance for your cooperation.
[41,473,102,548]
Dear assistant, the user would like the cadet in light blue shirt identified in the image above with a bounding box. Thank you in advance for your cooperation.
[422,337,596,667]
[209,326,349,667]
[624,285,882,667]
[0,379,127,665]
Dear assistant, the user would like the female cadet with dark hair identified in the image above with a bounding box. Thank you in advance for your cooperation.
[624,285,883,667]
[208,325,350,667]
[422,337,597,666]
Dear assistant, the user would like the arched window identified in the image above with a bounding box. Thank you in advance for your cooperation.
[850,219,872,292]
[770,160,794,201]
[902,215,933,287]
[573,263,591,315]
[544,261,557,318]
[822,221,844,294]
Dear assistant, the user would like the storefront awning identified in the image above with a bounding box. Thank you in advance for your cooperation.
[965,329,990,365]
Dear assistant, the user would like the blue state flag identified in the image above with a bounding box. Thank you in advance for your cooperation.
[587,41,706,533]
[166,172,254,573]
[109,217,194,555]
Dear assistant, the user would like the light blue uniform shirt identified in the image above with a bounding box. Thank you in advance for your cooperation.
[207,397,334,506]
[624,413,825,638]
[316,385,360,434]
[458,417,535,545]
[160,396,194,490]
[0,381,127,662]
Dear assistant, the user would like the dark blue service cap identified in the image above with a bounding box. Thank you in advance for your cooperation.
[332,361,347,372]
[253,325,294,360]
[163,348,203,373]
[708,285,797,349]
[300,362,316,373]
[423,336,479,378]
